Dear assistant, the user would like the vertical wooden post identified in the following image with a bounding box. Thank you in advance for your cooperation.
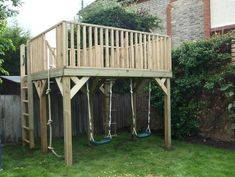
[164,78,171,150]
[39,92,48,153]
[62,77,73,165]
[27,41,35,149]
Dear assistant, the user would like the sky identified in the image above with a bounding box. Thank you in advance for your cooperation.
[15,0,95,36]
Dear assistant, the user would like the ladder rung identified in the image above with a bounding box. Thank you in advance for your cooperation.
[23,139,30,144]
[22,87,28,89]
[23,126,30,130]
[22,100,29,103]
[23,113,29,116]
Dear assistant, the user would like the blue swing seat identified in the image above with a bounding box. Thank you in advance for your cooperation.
[90,137,112,145]
[136,131,151,138]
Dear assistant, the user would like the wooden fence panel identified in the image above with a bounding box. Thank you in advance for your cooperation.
[0,95,21,143]
[1,91,147,143]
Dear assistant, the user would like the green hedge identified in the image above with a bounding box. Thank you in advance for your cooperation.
[152,33,235,139]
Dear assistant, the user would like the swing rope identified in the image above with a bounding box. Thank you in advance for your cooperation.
[86,81,95,142]
[146,82,151,133]
[130,79,152,137]
[86,80,113,145]
[130,79,137,136]
[107,80,113,139]
[46,66,62,158]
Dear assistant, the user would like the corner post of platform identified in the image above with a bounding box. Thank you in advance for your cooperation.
[62,76,73,165]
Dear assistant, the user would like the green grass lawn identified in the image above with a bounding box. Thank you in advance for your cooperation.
[1,132,235,177]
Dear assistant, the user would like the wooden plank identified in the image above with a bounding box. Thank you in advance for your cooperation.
[152,36,156,70]
[70,77,90,99]
[94,27,98,67]
[164,37,167,70]
[55,77,63,96]
[168,38,172,71]
[88,26,92,67]
[110,29,114,67]
[62,77,73,165]
[143,34,147,69]
[56,24,62,67]
[125,31,129,68]
[39,91,48,153]
[76,25,81,67]
[120,31,124,67]
[155,78,168,95]
[139,34,143,69]
[30,67,173,80]
[70,23,75,66]
[27,76,35,148]
[135,33,139,68]
[62,22,68,66]
[82,25,87,66]
[115,30,120,67]
[130,32,134,68]
[105,28,109,67]
[147,35,152,69]
[100,28,104,67]
[164,78,171,150]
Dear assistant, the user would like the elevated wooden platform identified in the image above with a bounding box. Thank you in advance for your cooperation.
[20,21,172,165]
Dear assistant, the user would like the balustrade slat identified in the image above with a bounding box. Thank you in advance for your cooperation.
[89,26,92,67]
[152,36,156,70]
[105,28,109,67]
[139,34,143,69]
[111,29,114,67]
[100,28,104,67]
[94,27,98,67]
[147,35,152,69]
[143,34,147,69]
[125,31,129,68]
[76,25,80,67]
[70,24,75,66]
[120,31,124,67]
[82,25,87,66]
[115,30,120,68]
[130,32,134,68]
[135,33,139,69]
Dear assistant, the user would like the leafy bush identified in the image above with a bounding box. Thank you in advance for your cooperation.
[152,33,235,139]
[81,4,161,32]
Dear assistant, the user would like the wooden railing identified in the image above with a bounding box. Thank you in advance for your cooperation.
[28,21,172,74]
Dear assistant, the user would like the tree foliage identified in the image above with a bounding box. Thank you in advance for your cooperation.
[0,0,21,80]
[80,1,161,32]
[152,33,235,139]
[1,23,30,75]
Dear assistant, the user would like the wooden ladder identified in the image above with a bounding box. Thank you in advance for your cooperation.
[20,45,35,148]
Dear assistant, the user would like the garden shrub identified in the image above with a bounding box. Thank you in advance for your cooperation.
[152,33,235,139]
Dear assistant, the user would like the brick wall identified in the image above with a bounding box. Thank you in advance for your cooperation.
[170,0,205,47]
[135,0,170,35]
[135,0,206,48]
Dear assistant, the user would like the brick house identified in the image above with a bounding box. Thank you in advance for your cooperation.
[135,0,235,47]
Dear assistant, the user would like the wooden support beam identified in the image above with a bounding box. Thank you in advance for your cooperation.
[27,76,35,149]
[55,77,63,96]
[62,77,73,165]
[39,90,48,153]
[70,77,90,99]
[164,79,171,150]
[33,80,48,153]
[155,78,168,95]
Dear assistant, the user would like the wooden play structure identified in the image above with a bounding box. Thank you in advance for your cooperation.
[20,21,172,165]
